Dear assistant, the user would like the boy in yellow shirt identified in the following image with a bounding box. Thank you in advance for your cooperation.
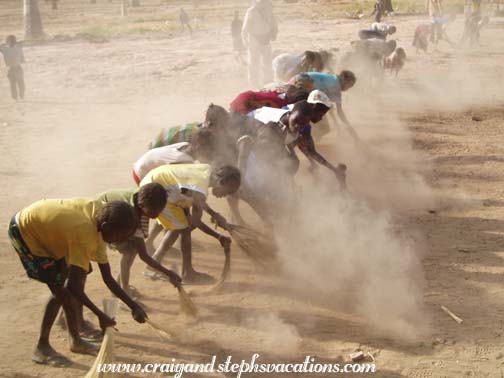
[8,199,146,366]
[141,163,240,284]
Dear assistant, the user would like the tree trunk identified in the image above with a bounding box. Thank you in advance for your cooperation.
[24,0,44,40]
[131,0,140,7]
[121,0,127,16]
[90,0,97,4]
[51,0,58,10]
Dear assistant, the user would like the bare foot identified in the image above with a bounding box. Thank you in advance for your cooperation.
[80,319,96,333]
[32,345,71,367]
[81,328,103,342]
[70,339,99,355]
[183,271,216,285]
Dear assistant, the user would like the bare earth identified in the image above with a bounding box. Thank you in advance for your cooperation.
[1,1,504,377]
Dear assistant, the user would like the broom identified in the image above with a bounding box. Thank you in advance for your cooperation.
[146,319,177,341]
[198,244,231,295]
[84,298,118,378]
[177,285,198,317]
[227,224,278,269]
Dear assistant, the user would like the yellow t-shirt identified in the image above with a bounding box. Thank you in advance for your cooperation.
[140,164,210,230]
[18,198,108,272]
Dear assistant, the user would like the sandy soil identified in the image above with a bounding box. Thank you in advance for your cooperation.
[1,1,504,377]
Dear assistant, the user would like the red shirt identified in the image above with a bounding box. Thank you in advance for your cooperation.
[230,90,289,114]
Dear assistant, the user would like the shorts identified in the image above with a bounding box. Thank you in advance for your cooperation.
[158,204,190,230]
[8,215,67,286]
[132,169,141,186]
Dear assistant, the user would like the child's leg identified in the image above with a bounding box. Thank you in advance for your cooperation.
[17,67,25,99]
[118,251,138,295]
[151,230,180,263]
[35,282,97,363]
[145,222,164,255]
[7,69,18,100]
[180,228,214,283]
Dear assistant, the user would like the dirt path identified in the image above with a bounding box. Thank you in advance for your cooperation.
[1,1,504,377]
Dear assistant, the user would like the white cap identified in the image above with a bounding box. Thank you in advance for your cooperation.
[307,89,332,108]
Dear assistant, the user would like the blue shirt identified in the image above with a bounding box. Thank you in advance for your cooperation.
[307,72,342,104]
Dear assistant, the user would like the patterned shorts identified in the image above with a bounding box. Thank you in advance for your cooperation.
[8,215,66,286]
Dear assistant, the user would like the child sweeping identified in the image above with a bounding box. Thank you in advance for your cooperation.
[141,163,240,284]
[8,199,146,366]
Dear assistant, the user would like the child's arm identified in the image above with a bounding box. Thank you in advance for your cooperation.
[134,238,182,287]
[297,133,346,184]
[98,262,147,323]
[337,103,360,141]
[66,265,116,329]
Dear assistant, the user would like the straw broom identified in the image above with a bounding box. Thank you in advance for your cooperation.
[227,224,278,269]
[146,319,177,341]
[84,298,118,378]
[198,244,231,295]
[177,285,198,317]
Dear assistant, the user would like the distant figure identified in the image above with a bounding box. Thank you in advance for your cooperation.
[242,0,278,88]
[272,50,331,82]
[383,47,406,76]
[0,35,25,101]
[371,0,393,22]
[358,23,397,40]
[179,8,192,34]
[413,23,431,52]
[231,11,245,64]
[427,0,443,44]
[460,12,489,46]
[371,0,384,22]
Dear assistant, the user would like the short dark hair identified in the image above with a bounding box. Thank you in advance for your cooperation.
[191,128,215,161]
[291,100,313,118]
[304,50,316,63]
[340,70,356,85]
[395,47,406,59]
[98,201,138,232]
[138,183,167,210]
[389,26,397,34]
[213,165,241,193]
[6,35,16,44]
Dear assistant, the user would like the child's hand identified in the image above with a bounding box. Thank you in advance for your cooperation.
[98,314,116,331]
[218,235,232,249]
[131,303,148,323]
[166,271,182,288]
[211,212,229,230]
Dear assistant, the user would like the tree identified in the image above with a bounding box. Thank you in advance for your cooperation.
[131,0,140,6]
[24,0,44,40]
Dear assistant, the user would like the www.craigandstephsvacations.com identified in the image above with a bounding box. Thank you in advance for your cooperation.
[96,354,376,376]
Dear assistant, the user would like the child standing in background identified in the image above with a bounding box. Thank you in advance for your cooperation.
[0,35,25,101]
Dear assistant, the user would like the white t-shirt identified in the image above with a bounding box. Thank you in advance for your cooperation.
[371,22,391,33]
[248,106,299,145]
[133,142,194,180]
[272,52,303,82]
[249,106,289,124]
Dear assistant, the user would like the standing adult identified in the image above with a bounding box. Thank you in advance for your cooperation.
[427,0,443,44]
[242,0,278,88]
[180,8,193,34]
[231,10,245,64]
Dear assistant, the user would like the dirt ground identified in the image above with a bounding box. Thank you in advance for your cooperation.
[1,1,504,377]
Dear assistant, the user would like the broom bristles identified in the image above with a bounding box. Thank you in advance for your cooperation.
[229,225,277,268]
[146,319,176,341]
[177,286,199,317]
